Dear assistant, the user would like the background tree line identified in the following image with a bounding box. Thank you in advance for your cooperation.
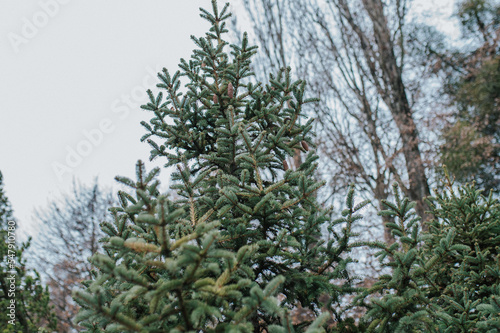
[232,0,499,241]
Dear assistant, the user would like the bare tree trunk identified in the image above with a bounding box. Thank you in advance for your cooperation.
[235,0,432,237]
[358,0,431,223]
[32,181,115,332]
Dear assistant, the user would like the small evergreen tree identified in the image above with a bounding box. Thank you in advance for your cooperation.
[73,1,365,331]
[72,2,500,331]
[356,183,434,332]
[426,174,500,332]
[0,171,57,332]
[358,175,500,332]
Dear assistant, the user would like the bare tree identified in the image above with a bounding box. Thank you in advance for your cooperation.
[432,0,500,193]
[32,180,115,332]
[234,0,436,243]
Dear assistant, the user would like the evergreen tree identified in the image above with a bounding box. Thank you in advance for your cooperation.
[356,183,434,332]
[73,2,365,331]
[0,171,57,332]
[426,174,500,332]
[358,175,500,332]
[71,2,500,331]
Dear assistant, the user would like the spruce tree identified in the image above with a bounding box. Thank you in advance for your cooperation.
[71,2,500,331]
[358,176,500,332]
[426,175,500,332]
[73,2,365,332]
[0,171,57,332]
[356,183,434,332]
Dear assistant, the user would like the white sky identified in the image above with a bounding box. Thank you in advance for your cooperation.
[0,0,208,236]
[0,0,458,239]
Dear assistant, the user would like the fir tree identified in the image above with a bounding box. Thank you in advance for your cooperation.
[73,1,365,332]
[354,183,433,332]
[358,175,500,332]
[0,171,57,332]
[426,174,500,332]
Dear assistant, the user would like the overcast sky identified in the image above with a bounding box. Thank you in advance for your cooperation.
[1,1,209,236]
[0,0,457,238]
